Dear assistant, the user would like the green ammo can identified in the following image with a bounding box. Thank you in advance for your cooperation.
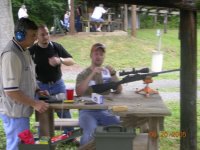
[94,125,136,150]
[18,144,53,150]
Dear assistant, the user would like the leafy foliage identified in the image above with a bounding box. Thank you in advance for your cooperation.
[12,0,71,27]
[11,0,200,29]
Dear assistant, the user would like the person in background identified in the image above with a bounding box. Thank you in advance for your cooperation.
[64,10,70,29]
[18,4,29,19]
[0,18,49,150]
[90,4,109,32]
[75,4,82,32]
[75,43,122,145]
[29,25,76,136]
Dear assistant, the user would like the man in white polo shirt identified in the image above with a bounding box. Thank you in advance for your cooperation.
[0,18,49,150]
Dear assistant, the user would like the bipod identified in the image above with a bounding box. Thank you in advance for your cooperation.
[135,76,158,97]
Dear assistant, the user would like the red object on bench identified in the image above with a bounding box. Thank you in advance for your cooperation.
[51,134,69,143]
[18,130,35,144]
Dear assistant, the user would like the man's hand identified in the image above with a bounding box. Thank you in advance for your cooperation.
[33,101,49,113]
[106,65,116,76]
[48,56,61,67]
[92,67,104,76]
[38,90,49,97]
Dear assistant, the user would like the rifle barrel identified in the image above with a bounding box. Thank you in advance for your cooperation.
[151,69,180,75]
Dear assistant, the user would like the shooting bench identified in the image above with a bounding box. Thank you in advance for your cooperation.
[82,19,114,32]
[36,91,171,150]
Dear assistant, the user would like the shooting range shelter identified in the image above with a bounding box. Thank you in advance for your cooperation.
[0,0,197,150]
[78,0,198,150]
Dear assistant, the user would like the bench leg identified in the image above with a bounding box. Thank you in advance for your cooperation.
[148,117,160,150]
[38,109,55,137]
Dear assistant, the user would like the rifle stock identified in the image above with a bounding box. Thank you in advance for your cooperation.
[91,69,180,94]
[91,82,120,93]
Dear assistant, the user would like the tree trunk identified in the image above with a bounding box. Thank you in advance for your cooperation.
[131,5,137,37]
[0,0,14,52]
[123,4,128,31]
[69,0,75,34]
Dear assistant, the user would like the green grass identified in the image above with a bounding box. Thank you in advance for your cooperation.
[57,29,200,80]
[160,101,200,150]
[58,29,200,71]
[58,31,179,70]
[0,29,200,149]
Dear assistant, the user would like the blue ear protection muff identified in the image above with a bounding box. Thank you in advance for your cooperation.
[15,27,26,42]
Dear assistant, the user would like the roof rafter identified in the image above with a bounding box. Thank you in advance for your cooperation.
[136,6,180,16]
[87,0,196,10]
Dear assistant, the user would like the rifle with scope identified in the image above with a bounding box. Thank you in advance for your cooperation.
[91,68,180,94]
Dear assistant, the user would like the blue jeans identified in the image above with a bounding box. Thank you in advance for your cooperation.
[37,79,73,133]
[79,110,120,145]
[0,113,29,150]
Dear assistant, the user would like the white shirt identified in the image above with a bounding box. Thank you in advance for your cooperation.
[18,8,28,19]
[91,6,106,19]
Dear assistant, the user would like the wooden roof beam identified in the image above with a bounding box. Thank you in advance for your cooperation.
[87,0,196,10]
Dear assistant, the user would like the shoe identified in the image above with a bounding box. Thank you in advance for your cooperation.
[96,28,101,32]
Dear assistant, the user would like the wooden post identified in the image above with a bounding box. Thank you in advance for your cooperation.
[69,0,75,34]
[180,9,197,150]
[124,4,128,31]
[131,5,137,37]
[38,109,55,137]
[163,14,168,33]
[154,15,157,27]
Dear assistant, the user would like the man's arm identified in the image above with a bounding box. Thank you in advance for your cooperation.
[60,57,75,66]
[53,42,75,66]
[111,75,122,93]
[6,90,49,113]
[2,52,48,113]
[106,65,122,93]
[76,67,103,96]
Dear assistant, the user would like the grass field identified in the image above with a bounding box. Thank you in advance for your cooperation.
[160,101,200,150]
[57,29,200,79]
[57,29,200,71]
[0,29,200,150]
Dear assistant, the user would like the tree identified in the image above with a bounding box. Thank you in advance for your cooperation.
[12,0,69,27]
[0,0,14,51]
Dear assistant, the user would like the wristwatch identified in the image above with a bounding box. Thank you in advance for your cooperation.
[60,57,64,64]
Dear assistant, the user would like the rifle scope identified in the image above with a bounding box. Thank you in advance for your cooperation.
[119,67,149,76]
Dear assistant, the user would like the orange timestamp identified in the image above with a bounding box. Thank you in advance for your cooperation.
[148,131,187,138]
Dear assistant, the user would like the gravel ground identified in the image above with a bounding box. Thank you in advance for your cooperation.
[61,65,200,101]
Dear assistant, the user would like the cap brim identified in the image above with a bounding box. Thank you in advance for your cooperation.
[94,45,106,51]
